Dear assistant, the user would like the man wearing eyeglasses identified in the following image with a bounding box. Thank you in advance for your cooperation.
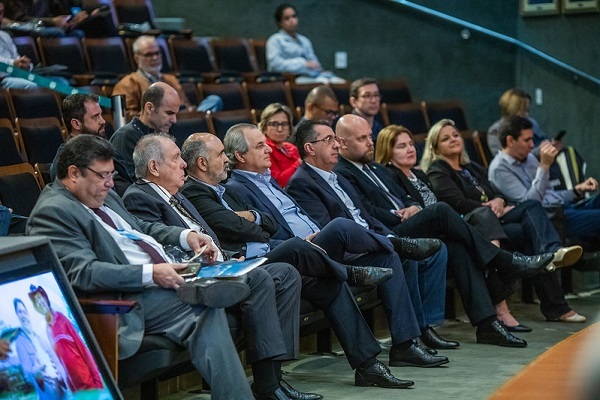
[112,35,222,118]
[349,77,384,143]
[290,85,339,144]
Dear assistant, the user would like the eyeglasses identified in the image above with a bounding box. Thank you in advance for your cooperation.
[86,167,118,181]
[309,135,338,145]
[266,121,290,129]
[358,92,381,100]
[314,104,338,118]
[138,51,161,58]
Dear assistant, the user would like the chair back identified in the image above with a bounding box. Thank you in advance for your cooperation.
[243,81,293,111]
[211,38,258,74]
[13,36,41,66]
[198,82,248,111]
[169,37,217,76]
[0,119,24,166]
[83,37,132,80]
[0,163,43,217]
[378,79,412,105]
[170,111,210,148]
[16,117,66,164]
[37,37,88,75]
[208,110,254,140]
[7,88,64,121]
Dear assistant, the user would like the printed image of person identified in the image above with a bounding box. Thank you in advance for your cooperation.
[28,285,103,392]
[13,298,69,400]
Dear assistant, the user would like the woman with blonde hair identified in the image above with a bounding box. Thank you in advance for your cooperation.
[486,88,548,155]
[259,102,300,187]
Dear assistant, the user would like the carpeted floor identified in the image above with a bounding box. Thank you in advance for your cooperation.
[144,290,600,400]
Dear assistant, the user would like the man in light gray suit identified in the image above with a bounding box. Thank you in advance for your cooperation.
[26,134,255,399]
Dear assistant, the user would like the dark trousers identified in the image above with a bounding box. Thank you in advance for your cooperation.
[266,237,349,282]
[501,200,570,320]
[392,203,498,325]
[227,263,302,363]
[301,278,382,369]
[565,193,600,242]
[310,218,422,345]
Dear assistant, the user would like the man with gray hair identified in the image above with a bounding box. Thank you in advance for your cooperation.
[112,35,222,118]
[121,133,323,400]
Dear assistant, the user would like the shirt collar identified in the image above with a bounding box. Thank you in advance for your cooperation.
[498,150,521,165]
[305,162,337,184]
[144,179,173,203]
[234,169,272,183]
[190,176,226,198]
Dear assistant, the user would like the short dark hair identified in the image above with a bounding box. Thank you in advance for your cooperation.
[295,119,330,159]
[274,3,297,26]
[62,93,100,130]
[141,84,165,111]
[499,115,533,148]
[350,77,378,99]
[56,135,115,179]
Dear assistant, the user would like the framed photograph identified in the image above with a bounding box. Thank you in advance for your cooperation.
[521,0,561,16]
[563,0,600,13]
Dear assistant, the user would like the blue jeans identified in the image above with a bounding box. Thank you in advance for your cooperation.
[565,193,600,242]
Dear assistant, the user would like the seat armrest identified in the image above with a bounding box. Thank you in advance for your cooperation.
[79,299,136,314]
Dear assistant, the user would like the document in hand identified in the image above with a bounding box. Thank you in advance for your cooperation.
[187,257,268,282]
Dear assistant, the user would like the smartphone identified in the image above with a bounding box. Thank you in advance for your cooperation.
[554,130,566,141]
[178,263,202,278]
[66,7,81,21]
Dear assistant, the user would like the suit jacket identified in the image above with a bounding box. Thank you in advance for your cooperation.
[180,178,277,256]
[426,159,502,215]
[334,157,420,230]
[225,171,322,246]
[386,165,434,207]
[26,181,184,359]
[122,180,223,246]
[112,71,191,118]
[286,162,393,236]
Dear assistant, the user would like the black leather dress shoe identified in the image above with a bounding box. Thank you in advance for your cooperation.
[476,320,527,347]
[501,252,554,282]
[280,380,323,400]
[389,341,449,367]
[506,324,533,333]
[389,237,442,260]
[348,266,393,287]
[355,360,414,388]
[176,278,250,308]
[421,327,460,350]
[415,337,437,355]
[253,387,293,400]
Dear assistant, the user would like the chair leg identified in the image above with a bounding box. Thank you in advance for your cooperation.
[140,378,159,400]
[316,328,333,353]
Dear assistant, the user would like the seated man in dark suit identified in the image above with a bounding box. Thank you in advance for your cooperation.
[222,124,461,372]
[324,115,554,346]
[26,134,254,399]
[121,133,320,400]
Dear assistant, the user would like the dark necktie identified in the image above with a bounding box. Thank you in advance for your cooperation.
[91,207,167,264]
[362,164,405,209]
[169,194,226,257]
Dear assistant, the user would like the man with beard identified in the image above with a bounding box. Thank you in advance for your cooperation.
[50,93,132,194]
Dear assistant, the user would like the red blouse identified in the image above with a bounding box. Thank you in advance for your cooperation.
[266,138,301,187]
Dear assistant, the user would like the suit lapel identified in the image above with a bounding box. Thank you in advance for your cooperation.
[233,173,295,237]
[301,163,355,220]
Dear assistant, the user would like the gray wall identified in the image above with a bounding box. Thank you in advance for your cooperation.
[153,0,600,175]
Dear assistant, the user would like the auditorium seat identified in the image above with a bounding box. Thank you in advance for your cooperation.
[378,79,412,105]
[83,37,133,86]
[36,37,93,86]
[7,88,64,121]
[0,119,24,166]
[0,163,43,217]
[198,82,248,111]
[15,117,66,165]
[208,109,255,140]
[243,81,293,111]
